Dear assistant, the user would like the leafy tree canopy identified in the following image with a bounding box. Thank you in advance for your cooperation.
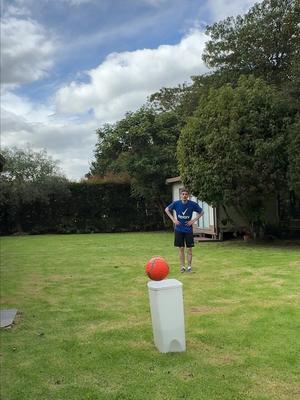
[90,107,180,219]
[178,75,296,230]
[1,147,63,183]
[148,83,201,122]
[203,0,300,86]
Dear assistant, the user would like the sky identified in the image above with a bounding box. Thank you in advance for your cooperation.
[1,0,261,180]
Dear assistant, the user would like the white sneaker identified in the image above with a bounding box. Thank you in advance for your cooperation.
[180,266,186,273]
[187,266,192,272]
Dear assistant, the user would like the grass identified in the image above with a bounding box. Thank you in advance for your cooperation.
[0,232,300,400]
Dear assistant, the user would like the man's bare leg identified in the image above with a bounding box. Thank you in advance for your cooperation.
[187,248,193,272]
[179,247,185,272]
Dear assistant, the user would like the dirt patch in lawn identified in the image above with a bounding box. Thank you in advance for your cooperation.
[250,376,300,400]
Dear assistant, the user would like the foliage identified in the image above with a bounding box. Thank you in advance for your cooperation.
[203,0,300,86]
[148,83,201,123]
[149,85,189,113]
[66,182,162,233]
[178,75,296,234]
[83,171,131,184]
[0,181,163,235]
[90,107,180,221]
[1,147,61,182]
[287,114,300,192]
[0,147,68,233]
[282,50,300,109]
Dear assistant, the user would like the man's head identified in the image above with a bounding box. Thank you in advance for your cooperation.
[180,188,189,202]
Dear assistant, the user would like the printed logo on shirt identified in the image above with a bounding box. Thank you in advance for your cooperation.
[178,208,190,220]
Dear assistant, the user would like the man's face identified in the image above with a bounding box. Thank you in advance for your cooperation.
[180,191,189,201]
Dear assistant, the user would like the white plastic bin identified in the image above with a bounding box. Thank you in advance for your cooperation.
[147,279,186,353]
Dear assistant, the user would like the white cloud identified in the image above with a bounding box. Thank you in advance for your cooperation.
[61,0,166,6]
[2,30,209,179]
[207,0,260,22]
[1,94,98,180]
[1,0,261,180]
[59,0,98,5]
[1,92,53,122]
[56,30,209,122]
[139,0,168,5]
[3,4,31,17]
[0,16,56,88]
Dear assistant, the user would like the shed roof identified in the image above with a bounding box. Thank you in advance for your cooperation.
[165,176,181,184]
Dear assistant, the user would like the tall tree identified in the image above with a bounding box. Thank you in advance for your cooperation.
[148,83,201,123]
[177,75,296,235]
[203,0,300,86]
[90,107,180,221]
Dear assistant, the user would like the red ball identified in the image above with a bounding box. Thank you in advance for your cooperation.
[145,256,169,281]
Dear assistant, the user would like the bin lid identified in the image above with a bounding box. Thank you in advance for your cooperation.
[147,278,182,291]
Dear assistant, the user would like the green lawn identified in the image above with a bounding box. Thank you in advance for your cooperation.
[1,233,300,400]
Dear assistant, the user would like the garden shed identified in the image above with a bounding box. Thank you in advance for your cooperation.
[166,176,253,240]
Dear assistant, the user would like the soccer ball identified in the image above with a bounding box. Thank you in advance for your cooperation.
[145,256,169,281]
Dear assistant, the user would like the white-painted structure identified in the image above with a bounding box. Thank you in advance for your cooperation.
[147,279,186,353]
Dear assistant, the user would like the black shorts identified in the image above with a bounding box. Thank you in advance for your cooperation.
[174,231,194,248]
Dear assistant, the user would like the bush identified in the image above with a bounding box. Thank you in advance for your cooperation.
[0,182,164,235]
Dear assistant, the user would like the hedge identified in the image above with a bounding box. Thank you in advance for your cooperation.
[0,182,164,235]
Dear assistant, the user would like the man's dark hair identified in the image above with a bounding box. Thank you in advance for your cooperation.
[180,188,189,194]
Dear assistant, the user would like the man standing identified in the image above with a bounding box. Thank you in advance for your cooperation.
[165,188,203,273]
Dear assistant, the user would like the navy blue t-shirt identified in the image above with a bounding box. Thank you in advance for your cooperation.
[167,200,203,233]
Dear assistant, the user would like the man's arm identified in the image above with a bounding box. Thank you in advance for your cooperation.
[186,211,204,226]
[165,207,180,226]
